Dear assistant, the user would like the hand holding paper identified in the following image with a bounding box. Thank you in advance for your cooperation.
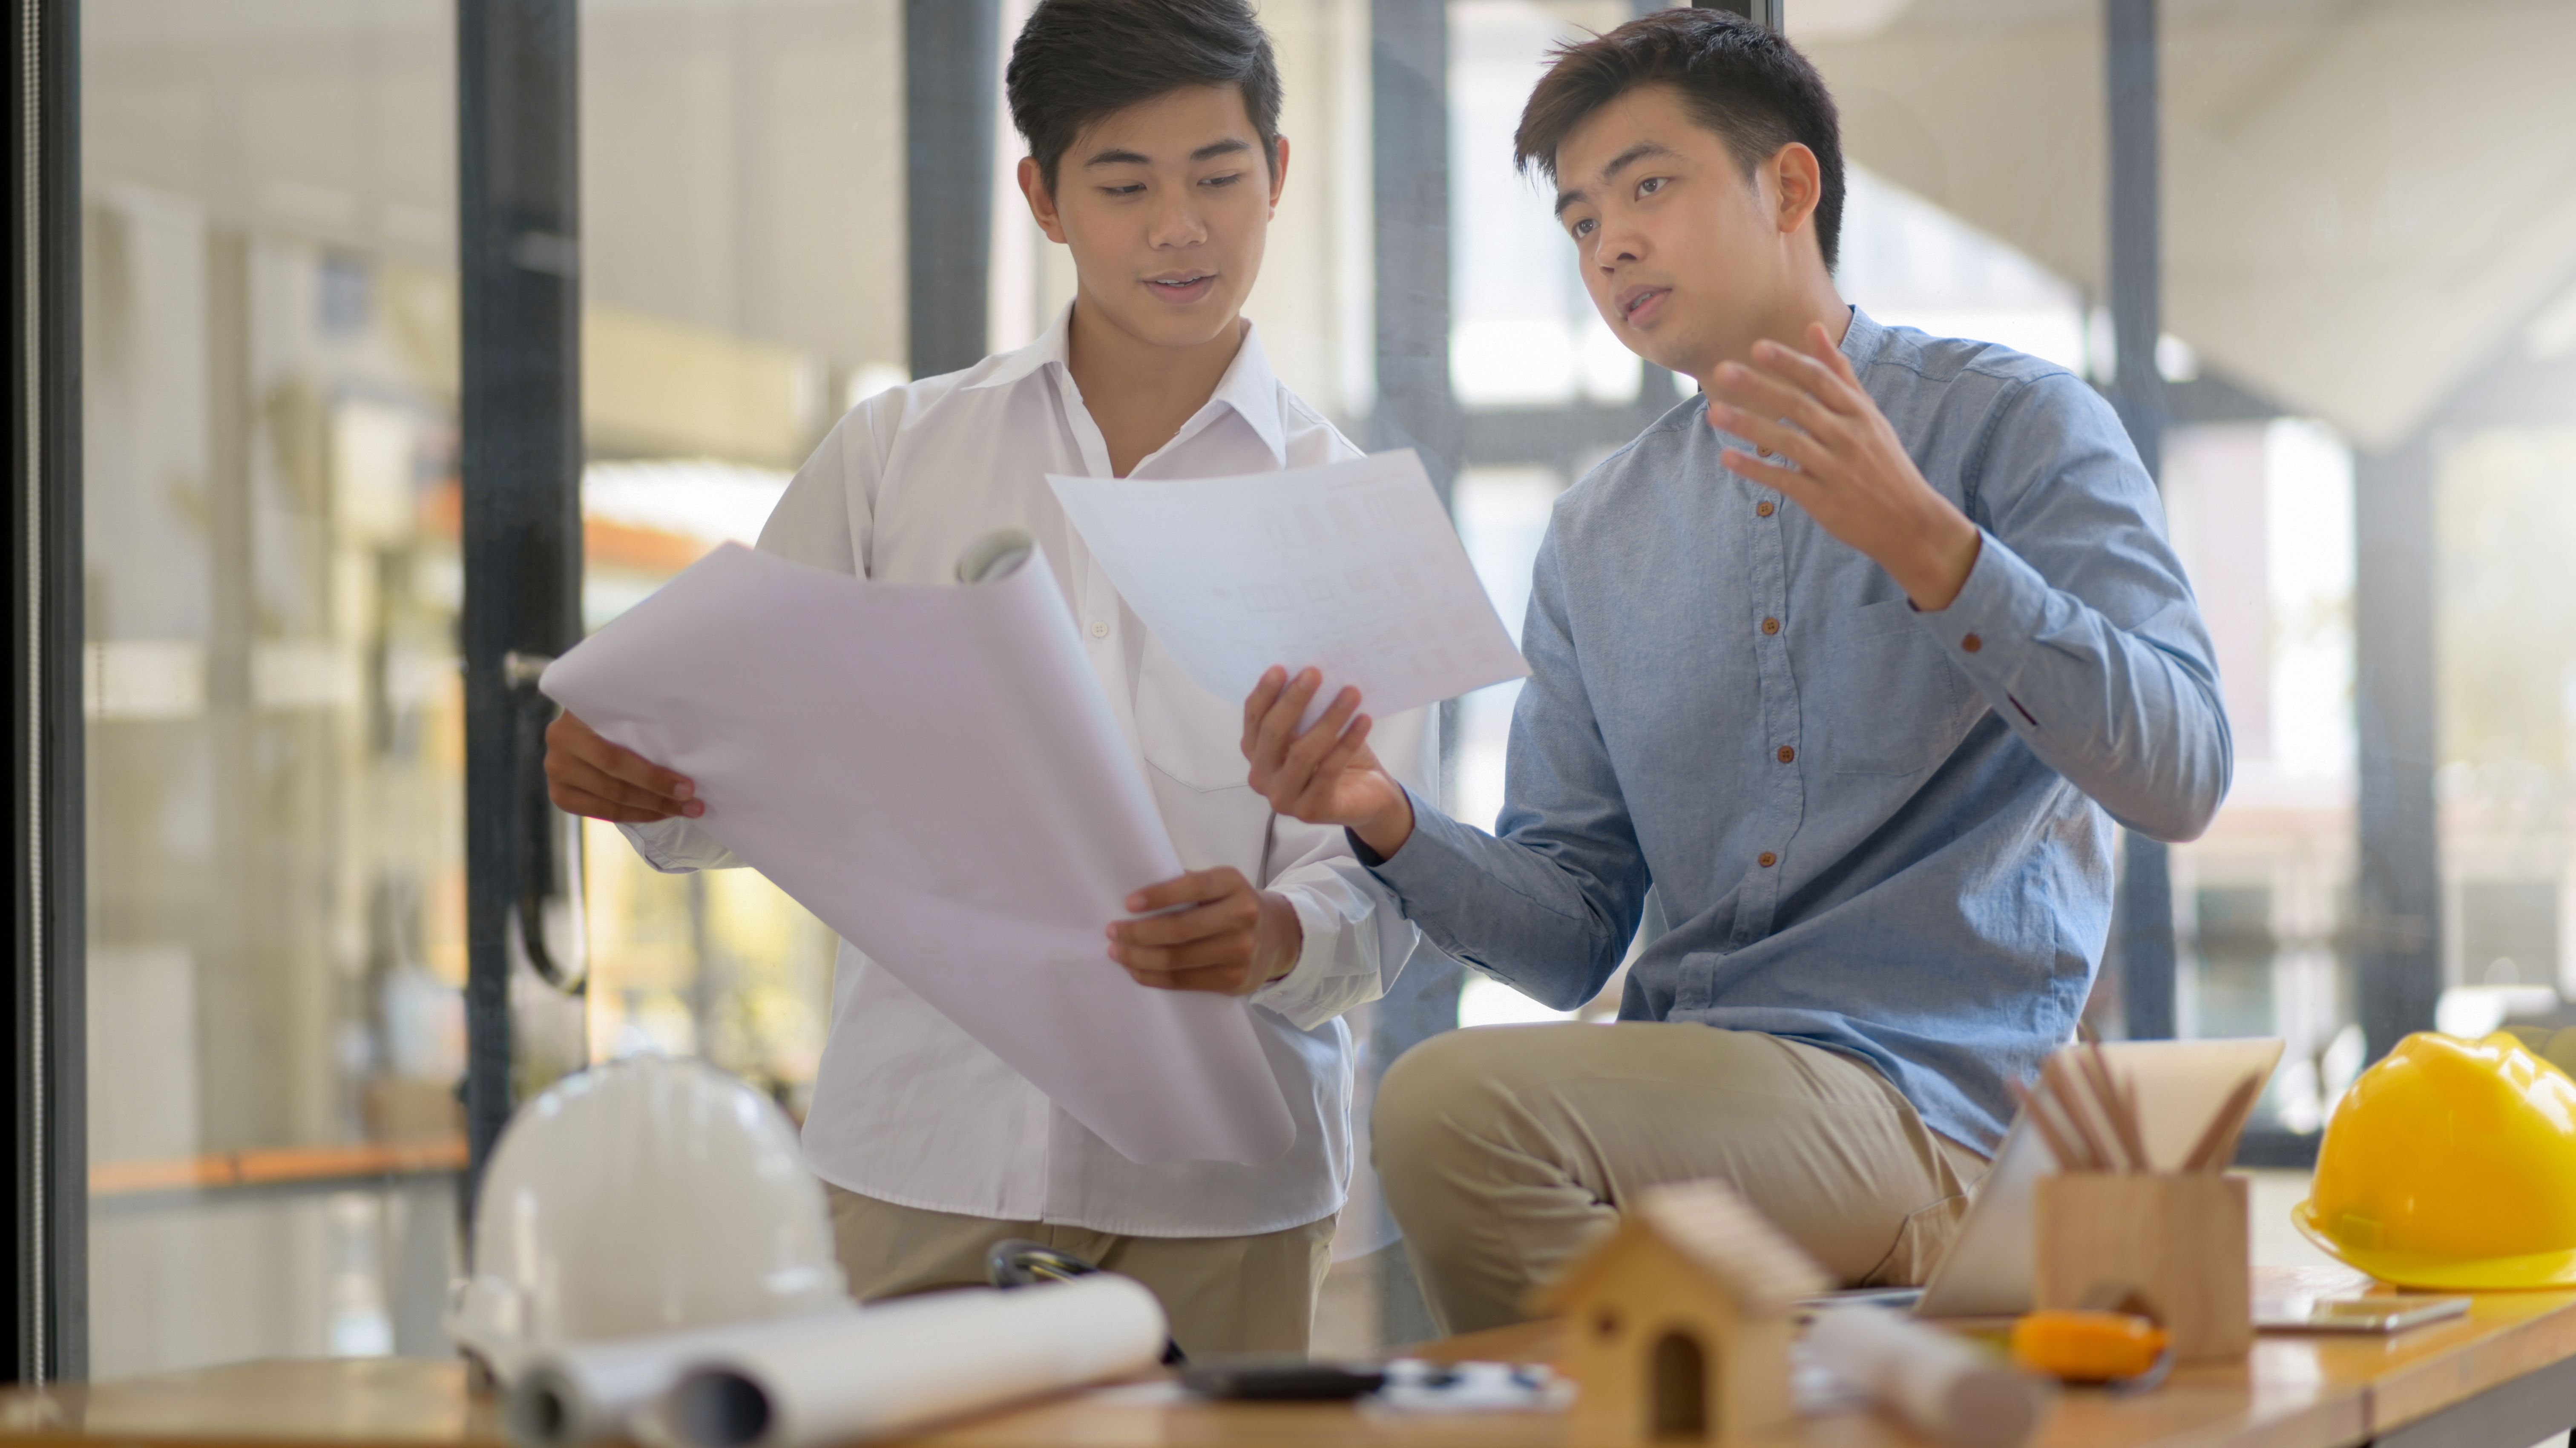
[1239,664,1417,858]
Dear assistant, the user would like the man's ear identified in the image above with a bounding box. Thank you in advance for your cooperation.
[1267,134,1292,215]
[1018,156,1069,244]
[1769,142,1822,239]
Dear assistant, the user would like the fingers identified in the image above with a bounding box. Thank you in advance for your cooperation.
[1123,866,1249,917]
[1248,669,1325,770]
[1708,360,1840,442]
[546,706,701,814]
[1806,322,1863,387]
[1109,869,1265,992]
[1114,911,1264,988]
[1115,878,1257,951]
[1748,336,1864,413]
[1285,715,1376,815]
[548,783,686,824]
[1704,402,1822,474]
[1122,960,1263,994]
[1115,924,1257,968]
[1310,715,1375,784]
[1241,666,1289,759]
[1274,686,1362,790]
[1722,448,1814,499]
[545,746,699,821]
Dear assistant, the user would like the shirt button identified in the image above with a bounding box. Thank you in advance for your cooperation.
[1090,621,1110,638]
[1961,633,1982,653]
[1760,617,1781,636]
[1757,851,1779,868]
[1777,745,1795,764]
[1755,500,1775,518]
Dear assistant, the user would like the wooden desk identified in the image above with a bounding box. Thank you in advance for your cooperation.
[6,1268,2575,1448]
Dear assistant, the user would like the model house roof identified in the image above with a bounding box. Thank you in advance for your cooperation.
[1540,1179,1832,1317]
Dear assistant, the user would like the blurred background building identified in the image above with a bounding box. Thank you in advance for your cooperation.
[24,0,2576,1381]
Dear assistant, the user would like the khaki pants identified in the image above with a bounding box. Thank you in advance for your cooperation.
[825,1186,1336,1358]
[1374,1023,1988,1335]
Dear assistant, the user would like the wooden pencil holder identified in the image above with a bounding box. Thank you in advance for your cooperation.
[2033,1172,2251,1362]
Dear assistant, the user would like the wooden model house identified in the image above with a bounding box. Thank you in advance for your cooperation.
[1537,1179,1830,1445]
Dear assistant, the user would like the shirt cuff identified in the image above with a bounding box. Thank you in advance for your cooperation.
[1354,783,1485,911]
[1909,527,2053,695]
[617,816,737,873]
[1245,889,1353,1030]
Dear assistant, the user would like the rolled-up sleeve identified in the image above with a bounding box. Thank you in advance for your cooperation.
[617,817,744,874]
[1910,372,2233,843]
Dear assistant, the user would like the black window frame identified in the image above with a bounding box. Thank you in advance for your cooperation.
[8,0,88,1386]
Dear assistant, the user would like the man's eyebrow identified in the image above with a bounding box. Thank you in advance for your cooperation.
[1084,138,1254,169]
[1556,139,1680,216]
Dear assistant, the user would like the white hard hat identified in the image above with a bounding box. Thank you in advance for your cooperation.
[448,1055,850,1382]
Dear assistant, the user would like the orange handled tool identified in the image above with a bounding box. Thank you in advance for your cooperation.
[2010,1310,2170,1382]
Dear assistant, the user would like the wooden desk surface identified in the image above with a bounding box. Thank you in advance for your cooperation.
[7,1267,2574,1448]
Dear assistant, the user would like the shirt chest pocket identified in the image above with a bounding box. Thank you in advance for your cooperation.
[1133,640,1278,873]
[1809,597,1980,776]
[1133,638,1258,793]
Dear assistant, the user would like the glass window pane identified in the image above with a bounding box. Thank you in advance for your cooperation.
[575,0,905,1111]
[83,0,465,1375]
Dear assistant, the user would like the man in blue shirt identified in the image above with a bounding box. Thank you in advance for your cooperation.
[1240,9,2228,1331]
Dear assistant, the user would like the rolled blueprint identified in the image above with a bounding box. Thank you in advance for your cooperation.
[505,1308,864,1448]
[648,1277,1168,1448]
[1806,1306,2050,1448]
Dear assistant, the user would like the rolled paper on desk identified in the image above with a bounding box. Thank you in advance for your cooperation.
[504,1309,863,1448]
[648,1277,1168,1448]
[1807,1306,2052,1448]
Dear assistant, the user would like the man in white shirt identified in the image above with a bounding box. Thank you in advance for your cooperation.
[540,0,1434,1356]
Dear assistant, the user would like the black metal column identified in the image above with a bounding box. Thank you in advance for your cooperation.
[458,0,584,1204]
[2104,0,2176,1040]
[906,0,1000,381]
[2354,435,2441,1064]
[5,0,86,1384]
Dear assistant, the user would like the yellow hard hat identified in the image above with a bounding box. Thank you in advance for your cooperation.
[2295,1031,2576,1290]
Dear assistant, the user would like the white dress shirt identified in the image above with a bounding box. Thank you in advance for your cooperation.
[621,307,1436,1236]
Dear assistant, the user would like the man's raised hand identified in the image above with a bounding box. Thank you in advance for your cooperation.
[1705,321,1983,611]
[544,710,703,823]
[1241,666,1415,860]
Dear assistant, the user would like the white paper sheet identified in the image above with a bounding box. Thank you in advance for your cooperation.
[1049,450,1529,728]
[646,1278,1166,1448]
[539,541,1295,1166]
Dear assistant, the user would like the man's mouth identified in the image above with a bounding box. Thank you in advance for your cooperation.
[1618,285,1671,325]
[1145,272,1217,302]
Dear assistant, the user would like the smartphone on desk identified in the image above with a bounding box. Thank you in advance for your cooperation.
[1180,1359,1388,1401]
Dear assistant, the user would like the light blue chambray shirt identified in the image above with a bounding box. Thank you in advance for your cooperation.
[1366,307,2231,1152]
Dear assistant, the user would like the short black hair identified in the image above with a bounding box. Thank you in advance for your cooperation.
[1514,9,1845,271]
[1006,0,1283,194]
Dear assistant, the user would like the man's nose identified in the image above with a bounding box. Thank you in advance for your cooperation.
[1147,191,1209,249]
[1593,221,1646,270]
